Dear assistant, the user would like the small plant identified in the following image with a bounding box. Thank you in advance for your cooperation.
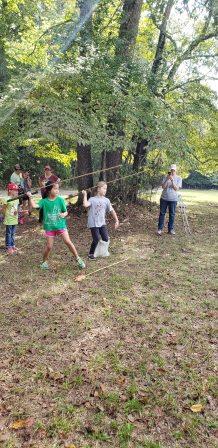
[126,382,139,398]
[139,442,163,448]
[47,417,72,437]
[118,422,134,445]
[105,391,120,409]
[124,398,143,414]
[92,431,111,441]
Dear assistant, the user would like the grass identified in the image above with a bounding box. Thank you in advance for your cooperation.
[145,187,218,206]
[0,190,217,447]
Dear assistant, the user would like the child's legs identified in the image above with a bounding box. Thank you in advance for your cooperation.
[89,228,100,255]
[99,225,109,242]
[27,198,32,213]
[11,225,16,247]
[43,236,54,261]
[61,230,78,258]
[5,225,13,248]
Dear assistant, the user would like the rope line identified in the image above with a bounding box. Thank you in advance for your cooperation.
[0,169,146,258]
[66,168,146,199]
[60,164,122,184]
[75,258,130,281]
[3,164,123,202]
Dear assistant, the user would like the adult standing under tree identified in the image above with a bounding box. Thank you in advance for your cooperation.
[39,165,60,198]
[10,164,24,188]
[157,164,182,236]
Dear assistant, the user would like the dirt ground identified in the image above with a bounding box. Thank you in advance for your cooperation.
[0,199,217,448]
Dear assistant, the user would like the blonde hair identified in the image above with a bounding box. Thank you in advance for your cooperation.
[93,181,107,196]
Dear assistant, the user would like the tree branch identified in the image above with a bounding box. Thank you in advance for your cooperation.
[150,12,178,52]
[164,76,217,93]
[28,18,74,57]
[151,0,175,76]
[185,52,218,59]
[101,4,121,33]
[168,29,217,81]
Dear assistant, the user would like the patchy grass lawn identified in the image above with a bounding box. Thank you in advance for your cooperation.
[0,191,217,448]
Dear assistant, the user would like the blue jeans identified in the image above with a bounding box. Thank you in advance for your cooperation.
[158,199,177,232]
[5,225,16,248]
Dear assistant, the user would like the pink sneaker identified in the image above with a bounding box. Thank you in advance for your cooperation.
[6,248,14,255]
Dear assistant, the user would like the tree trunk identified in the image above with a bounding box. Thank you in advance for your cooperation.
[151,0,175,80]
[76,143,93,205]
[116,0,144,59]
[76,0,94,203]
[132,138,148,172]
[130,138,148,202]
[99,149,107,181]
[105,0,143,195]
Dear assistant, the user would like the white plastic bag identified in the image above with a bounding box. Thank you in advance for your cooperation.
[94,239,110,258]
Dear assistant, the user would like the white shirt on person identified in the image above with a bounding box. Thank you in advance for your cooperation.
[161,175,182,201]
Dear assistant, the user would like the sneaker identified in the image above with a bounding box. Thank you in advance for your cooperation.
[168,230,175,235]
[88,254,96,260]
[6,248,14,255]
[157,229,162,236]
[77,257,86,269]
[12,246,18,252]
[40,261,49,270]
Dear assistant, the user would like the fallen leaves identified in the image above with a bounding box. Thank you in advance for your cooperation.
[9,417,34,430]
[75,274,86,282]
[190,403,204,413]
[65,444,77,448]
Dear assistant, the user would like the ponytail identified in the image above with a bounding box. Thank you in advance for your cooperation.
[42,180,54,198]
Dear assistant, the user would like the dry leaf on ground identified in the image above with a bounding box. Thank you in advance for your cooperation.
[9,418,34,430]
[75,274,86,282]
[190,403,204,413]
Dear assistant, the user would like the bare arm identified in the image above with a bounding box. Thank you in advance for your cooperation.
[38,177,45,188]
[162,175,172,190]
[82,190,90,208]
[171,181,178,191]
[59,211,68,218]
[26,192,36,208]
[27,178,32,189]
[2,204,7,215]
[110,208,119,229]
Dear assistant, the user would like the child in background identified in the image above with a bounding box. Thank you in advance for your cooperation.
[38,180,85,270]
[82,181,119,260]
[2,183,33,254]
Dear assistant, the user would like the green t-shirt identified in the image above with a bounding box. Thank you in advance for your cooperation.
[38,196,67,231]
[3,197,19,225]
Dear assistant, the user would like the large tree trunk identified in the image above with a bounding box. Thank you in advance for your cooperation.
[105,0,143,195]
[77,143,93,204]
[131,138,148,202]
[151,0,175,82]
[132,0,174,199]
[116,0,144,59]
[76,0,94,203]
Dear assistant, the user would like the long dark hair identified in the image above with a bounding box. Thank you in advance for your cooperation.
[42,180,54,198]
[39,180,55,223]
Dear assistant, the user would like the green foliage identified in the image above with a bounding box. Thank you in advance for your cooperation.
[0,0,217,191]
[183,171,218,189]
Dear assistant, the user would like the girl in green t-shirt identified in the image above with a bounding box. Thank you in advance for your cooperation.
[38,181,85,270]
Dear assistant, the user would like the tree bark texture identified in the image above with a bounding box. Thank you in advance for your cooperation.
[76,0,94,201]
[105,0,143,192]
